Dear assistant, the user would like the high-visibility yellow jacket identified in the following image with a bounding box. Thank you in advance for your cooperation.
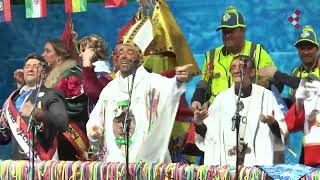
[200,40,275,103]
[288,63,320,99]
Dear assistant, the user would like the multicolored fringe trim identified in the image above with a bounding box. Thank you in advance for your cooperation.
[239,166,267,179]
[304,169,320,179]
[1,160,319,179]
[0,160,236,180]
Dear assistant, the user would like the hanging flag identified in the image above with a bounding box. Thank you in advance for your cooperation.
[0,0,11,22]
[25,0,47,18]
[65,0,87,13]
[105,0,126,8]
[288,10,301,29]
[60,13,80,62]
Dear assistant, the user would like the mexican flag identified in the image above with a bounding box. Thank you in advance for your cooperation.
[25,0,47,18]
[65,0,87,13]
[0,0,11,22]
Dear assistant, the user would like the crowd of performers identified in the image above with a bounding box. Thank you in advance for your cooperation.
[1,0,320,168]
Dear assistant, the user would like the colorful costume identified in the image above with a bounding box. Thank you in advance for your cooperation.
[118,0,201,163]
[87,66,184,162]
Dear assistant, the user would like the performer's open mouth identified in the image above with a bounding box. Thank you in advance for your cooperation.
[121,59,128,65]
[27,73,35,77]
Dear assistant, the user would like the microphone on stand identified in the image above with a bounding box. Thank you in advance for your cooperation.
[239,65,245,78]
[231,59,246,131]
[239,57,247,78]
[26,62,47,133]
[123,58,141,179]
[122,59,141,133]
[26,61,47,180]
[231,56,249,180]
[131,59,141,75]
[39,61,49,75]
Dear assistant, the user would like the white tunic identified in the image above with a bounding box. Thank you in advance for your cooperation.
[196,84,288,166]
[87,66,184,163]
[303,94,320,145]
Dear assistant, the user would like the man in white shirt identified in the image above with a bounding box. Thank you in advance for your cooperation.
[194,55,288,166]
[86,17,193,163]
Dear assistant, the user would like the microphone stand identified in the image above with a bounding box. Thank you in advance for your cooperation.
[231,67,244,180]
[26,68,45,180]
[123,68,136,179]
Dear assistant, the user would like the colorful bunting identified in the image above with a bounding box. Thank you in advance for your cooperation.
[65,0,87,13]
[25,0,47,18]
[0,0,11,22]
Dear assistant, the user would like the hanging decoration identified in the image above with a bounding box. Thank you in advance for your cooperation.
[25,0,47,18]
[65,0,87,13]
[105,0,126,8]
[60,13,80,62]
[0,0,11,22]
[288,10,301,29]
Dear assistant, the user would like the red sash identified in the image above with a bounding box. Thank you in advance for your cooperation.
[3,91,57,160]
[62,120,89,160]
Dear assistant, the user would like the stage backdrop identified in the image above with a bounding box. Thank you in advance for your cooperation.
[0,0,319,158]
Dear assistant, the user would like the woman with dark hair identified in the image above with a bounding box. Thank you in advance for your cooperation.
[42,39,89,161]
